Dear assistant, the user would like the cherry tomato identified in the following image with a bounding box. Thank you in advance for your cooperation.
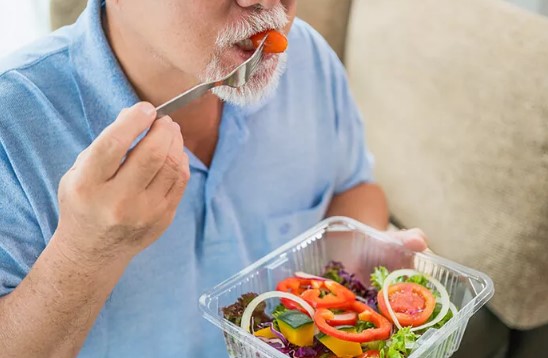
[250,30,288,53]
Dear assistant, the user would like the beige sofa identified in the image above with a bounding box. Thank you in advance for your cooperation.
[301,0,548,356]
[52,0,548,356]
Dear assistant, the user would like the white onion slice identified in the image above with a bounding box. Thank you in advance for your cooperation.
[240,291,315,333]
[449,302,458,316]
[380,269,451,332]
[294,271,328,281]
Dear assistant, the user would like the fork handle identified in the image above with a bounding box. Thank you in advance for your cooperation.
[155,81,218,119]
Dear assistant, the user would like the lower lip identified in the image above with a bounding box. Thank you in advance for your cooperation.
[230,45,275,61]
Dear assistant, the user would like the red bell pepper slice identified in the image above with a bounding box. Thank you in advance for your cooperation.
[326,310,358,326]
[277,278,355,310]
[300,280,356,309]
[314,301,392,343]
[276,277,315,311]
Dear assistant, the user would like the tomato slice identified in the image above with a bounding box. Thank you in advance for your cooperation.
[377,282,436,327]
[250,30,288,53]
[314,301,392,343]
[326,310,358,326]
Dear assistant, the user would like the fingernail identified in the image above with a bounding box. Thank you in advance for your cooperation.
[135,102,156,117]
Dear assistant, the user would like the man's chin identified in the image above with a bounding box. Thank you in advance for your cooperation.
[210,54,287,107]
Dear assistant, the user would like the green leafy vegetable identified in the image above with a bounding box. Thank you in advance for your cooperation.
[322,262,344,283]
[362,340,386,351]
[370,266,390,290]
[222,293,270,330]
[430,303,454,329]
[355,320,376,333]
[379,327,418,358]
[272,303,288,319]
[402,274,429,288]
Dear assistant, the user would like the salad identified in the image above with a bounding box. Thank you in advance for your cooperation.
[222,262,458,358]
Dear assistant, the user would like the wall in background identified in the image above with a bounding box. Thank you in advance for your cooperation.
[0,0,50,57]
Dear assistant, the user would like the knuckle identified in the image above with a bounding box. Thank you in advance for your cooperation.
[163,154,181,173]
[98,134,125,156]
[145,147,167,165]
[181,165,191,182]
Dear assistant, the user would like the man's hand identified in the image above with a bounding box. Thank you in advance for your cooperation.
[56,102,190,263]
[0,102,190,357]
[326,183,428,252]
[386,228,428,252]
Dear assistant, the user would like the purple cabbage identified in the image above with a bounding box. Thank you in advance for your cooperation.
[322,261,379,309]
[259,335,330,357]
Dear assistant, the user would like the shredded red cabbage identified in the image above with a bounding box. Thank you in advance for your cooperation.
[322,261,379,309]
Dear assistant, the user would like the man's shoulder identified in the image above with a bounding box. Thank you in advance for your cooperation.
[0,27,78,122]
[283,18,348,96]
[0,26,73,78]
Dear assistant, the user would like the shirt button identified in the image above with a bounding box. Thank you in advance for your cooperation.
[279,223,291,235]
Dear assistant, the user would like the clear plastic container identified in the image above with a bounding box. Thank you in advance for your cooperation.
[199,217,494,358]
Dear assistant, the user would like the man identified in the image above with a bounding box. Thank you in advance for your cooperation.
[0,0,427,357]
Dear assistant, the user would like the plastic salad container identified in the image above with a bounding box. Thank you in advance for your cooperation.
[199,217,494,358]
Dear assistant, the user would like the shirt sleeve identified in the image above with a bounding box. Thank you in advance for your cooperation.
[330,55,376,194]
[0,143,45,297]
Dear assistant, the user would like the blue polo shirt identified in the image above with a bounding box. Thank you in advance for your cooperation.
[0,0,373,356]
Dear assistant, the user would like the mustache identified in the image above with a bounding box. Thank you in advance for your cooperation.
[215,4,289,48]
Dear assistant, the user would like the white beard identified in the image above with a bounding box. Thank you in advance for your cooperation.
[198,3,289,107]
[203,52,288,107]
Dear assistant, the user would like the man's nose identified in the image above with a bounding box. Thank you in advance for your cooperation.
[236,0,281,10]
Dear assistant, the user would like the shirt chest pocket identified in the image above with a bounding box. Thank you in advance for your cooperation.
[264,186,333,250]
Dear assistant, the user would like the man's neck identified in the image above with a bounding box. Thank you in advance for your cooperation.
[103,9,223,167]
[102,5,223,128]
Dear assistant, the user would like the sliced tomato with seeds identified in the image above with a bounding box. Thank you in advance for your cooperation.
[377,282,436,327]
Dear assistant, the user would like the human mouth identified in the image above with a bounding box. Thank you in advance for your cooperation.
[234,29,288,55]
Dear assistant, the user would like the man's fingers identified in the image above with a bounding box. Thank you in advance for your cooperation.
[146,123,186,197]
[82,102,157,182]
[390,228,428,252]
[165,151,190,205]
[116,116,176,190]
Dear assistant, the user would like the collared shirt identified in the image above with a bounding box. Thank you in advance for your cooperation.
[0,0,373,356]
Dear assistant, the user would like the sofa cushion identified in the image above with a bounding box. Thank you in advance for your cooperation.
[346,0,548,329]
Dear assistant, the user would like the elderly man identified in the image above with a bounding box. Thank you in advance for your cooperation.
[0,0,426,357]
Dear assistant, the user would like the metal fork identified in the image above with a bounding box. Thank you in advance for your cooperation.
[155,36,267,119]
